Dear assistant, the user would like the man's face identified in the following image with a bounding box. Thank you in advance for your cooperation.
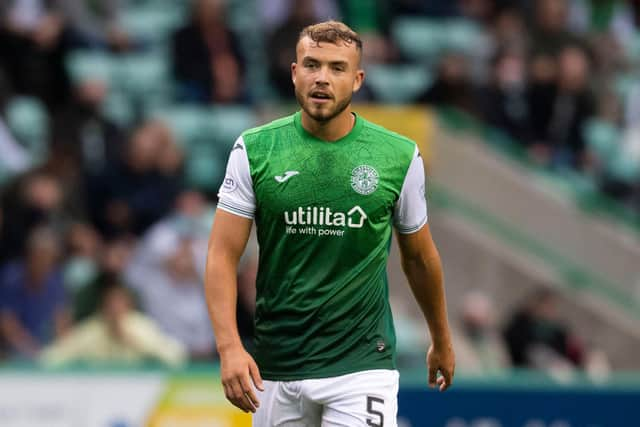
[292,36,364,123]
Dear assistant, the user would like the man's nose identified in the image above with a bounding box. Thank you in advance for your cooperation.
[315,66,329,85]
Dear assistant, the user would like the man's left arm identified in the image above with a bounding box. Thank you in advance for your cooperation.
[396,225,455,391]
[393,146,454,390]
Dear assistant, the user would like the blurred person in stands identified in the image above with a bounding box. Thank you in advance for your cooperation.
[171,0,247,104]
[0,171,66,264]
[528,44,595,170]
[0,225,70,360]
[86,120,182,237]
[453,291,509,375]
[530,0,584,57]
[62,222,102,314]
[479,48,534,145]
[51,75,126,183]
[72,235,134,322]
[40,281,186,367]
[503,288,584,371]
[57,0,132,51]
[0,0,70,110]
[491,7,528,52]
[259,0,338,33]
[418,52,476,113]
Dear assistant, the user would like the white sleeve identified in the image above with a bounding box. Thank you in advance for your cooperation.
[217,136,256,219]
[393,146,428,234]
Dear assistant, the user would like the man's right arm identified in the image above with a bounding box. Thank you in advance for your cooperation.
[205,209,263,413]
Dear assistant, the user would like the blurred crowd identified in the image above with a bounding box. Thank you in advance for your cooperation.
[0,0,634,371]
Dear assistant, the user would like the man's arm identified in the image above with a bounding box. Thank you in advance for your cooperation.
[205,209,263,413]
[396,224,455,391]
[0,311,40,357]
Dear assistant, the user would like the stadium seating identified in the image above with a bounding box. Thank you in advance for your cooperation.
[364,64,433,104]
[4,96,49,164]
[391,17,488,63]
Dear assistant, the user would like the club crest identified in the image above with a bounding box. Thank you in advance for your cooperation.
[351,165,379,195]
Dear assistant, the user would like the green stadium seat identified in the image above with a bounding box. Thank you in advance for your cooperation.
[608,133,640,184]
[613,73,639,103]
[391,17,444,63]
[445,19,486,54]
[65,50,116,85]
[101,90,136,129]
[583,119,620,163]
[149,105,210,148]
[149,105,257,191]
[184,145,226,192]
[205,106,258,147]
[113,52,172,109]
[119,6,186,46]
[623,30,640,62]
[150,105,257,156]
[4,96,49,163]
[391,16,487,63]
[365,64,432,104]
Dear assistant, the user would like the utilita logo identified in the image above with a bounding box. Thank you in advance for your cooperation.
[284,206,367,228]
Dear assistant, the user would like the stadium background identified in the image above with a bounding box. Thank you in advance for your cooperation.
[0,0,639,426]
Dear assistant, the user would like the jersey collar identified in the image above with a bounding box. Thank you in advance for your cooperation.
[294,110,364,144]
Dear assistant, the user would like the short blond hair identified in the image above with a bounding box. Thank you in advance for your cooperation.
[298,20,362,56]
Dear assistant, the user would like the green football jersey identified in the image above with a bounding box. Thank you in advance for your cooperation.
[218,111,426,380]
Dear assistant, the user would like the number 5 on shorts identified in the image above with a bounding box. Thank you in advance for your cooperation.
[366,396,384,427]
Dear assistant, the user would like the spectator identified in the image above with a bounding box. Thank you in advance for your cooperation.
[124,190,217,359]
[72,235,135,322]
[62,222,102,294]
[259,0,339,33]
[452,291,510,374]
[0,225,70,359]
[86,120,182,237]
[491,7,528,52]
[503,288,584,370]
[528,45,595,169]
[0,171,67,264]
[479,48,534,145]
[51,77,126,181]
[0,0,70,110]
[40,281,186,367]
[171,0,247,104]
[418,52,476,113]
[58,0,133,51]
[530,0,584,57]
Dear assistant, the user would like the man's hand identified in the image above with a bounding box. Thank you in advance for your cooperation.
[427,342,455,391]
[219,345,264,413]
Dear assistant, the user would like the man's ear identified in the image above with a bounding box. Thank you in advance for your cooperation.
[291,62,297,84]
[353,69,365,92]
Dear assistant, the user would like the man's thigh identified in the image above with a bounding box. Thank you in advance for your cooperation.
[253,380,322,427]
[308,369,399,427]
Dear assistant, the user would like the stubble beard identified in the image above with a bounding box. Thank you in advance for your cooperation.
[295,88,352,123]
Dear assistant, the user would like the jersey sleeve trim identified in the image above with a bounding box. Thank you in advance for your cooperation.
[395,214,427,234]
[217,200,255,219]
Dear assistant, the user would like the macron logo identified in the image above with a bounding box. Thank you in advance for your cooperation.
[275,171,300,183]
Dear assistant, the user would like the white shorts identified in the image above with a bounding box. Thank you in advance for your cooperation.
[252,369,399,427]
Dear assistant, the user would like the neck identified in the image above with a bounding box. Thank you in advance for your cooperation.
[301,108,355,142]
